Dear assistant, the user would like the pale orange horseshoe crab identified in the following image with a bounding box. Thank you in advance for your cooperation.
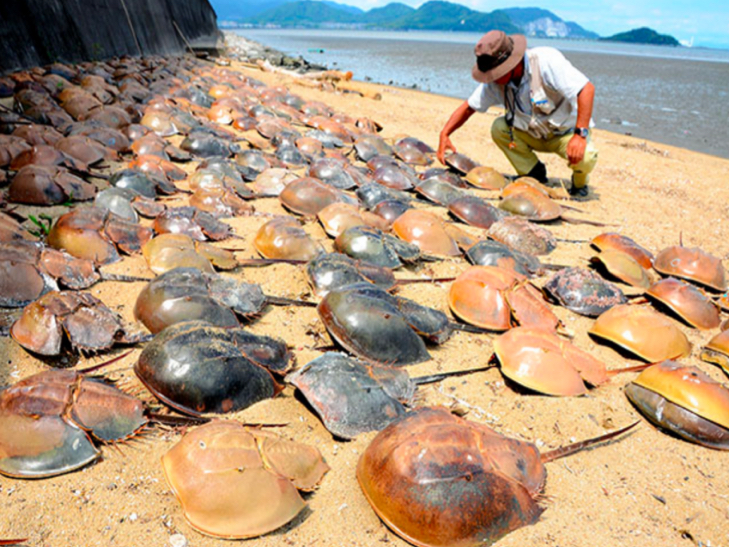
[653,245,727,292]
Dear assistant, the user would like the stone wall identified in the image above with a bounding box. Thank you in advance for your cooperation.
[0,0,221,72]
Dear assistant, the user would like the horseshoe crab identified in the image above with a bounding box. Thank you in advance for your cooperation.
[356,182,411,210]
[372,199,411,227]
[318,283,481,366]
[134,267,313,334]
[111,168,176,197]
[0,369,147,478]
[493,327,647,396]
[355,134,392,162]
[254,216,324,261]
[488,217,557,256]
[444,152,480,174]
[136,321,292,414]
[653,246,727,292]
[465,240,547,277]
[48,207,152,265]
[544,267,627,317]
[701,330,729,374]
[448,195,506,229]
[129,154,186,182]
[625,361,729,449]
[414,178,465,206]
[252,168,298,197]
[449,266,560,332]
[287,352,487,439]
[309,158,357,190]
[373,165,419,191]
[153,207,232,241]
[8,165,96,205]
[190,186,254,218]
[465,166,508,190]
[335,225,421,269]
[11,291,144,356]
[0,239,148,306]
[589,304,691,362]
[591,233,654,269]
[590,250,653,289]
[142,233,237,274]
[317,202,387,238]
[279,177,355,217]
[162,421,328,539]
[645,277,721,330]
[358,407,637,547]
[392,210,460,257]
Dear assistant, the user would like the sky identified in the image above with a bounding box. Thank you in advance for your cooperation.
[326,0,729,48]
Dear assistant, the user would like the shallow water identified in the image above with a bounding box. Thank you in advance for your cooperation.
[239,29,729,159]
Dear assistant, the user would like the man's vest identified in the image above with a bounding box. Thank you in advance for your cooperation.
[510,51,575,139]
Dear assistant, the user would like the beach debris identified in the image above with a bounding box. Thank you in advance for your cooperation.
[357,407,637,547]
[625,361,729,449]
[162,421,328,539]
[136,321,291,414]
[589,304,691,362]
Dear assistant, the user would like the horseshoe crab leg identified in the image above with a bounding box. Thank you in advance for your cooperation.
[99,272,154,283]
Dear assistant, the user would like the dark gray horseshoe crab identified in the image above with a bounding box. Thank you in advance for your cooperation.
[544,267,627,317]
[136,321,292,415]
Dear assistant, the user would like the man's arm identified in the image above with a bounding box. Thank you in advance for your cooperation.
[566,81,595,165]
[437,101,476,165]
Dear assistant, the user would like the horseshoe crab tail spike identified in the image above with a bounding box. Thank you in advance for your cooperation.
[412,365,496,386]
[265,295,317,308]
[540,421,640,464]
[146,411,210,426]
[606,362,654,377]
[396,276,456,285]
[555,237,589,244]
[235,257,308,267]
[78,350,134,374]
[100,272,154,283]
[447,321,492,335]
[0,539,29,545]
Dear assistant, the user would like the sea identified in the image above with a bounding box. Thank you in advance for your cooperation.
[237,29,729,159]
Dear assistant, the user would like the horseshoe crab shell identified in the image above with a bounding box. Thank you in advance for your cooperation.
[544,267,627,317]
[254,217,324,261]
[448,195,506,229]
[591,233,654,269]
[162,421,328,538]
[701,330,729,374]
[335,225,420,269]
[653,246,727,292]
[444,152,479,174]
[487,217,556,256]
[392,210,459,257]
[646,277,721,330]
[590,250,652,289]
[465,166,508,190]
[625,361,729,449]
[589,304,691,362]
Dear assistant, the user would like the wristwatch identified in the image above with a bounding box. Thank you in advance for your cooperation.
[574,127,589,138]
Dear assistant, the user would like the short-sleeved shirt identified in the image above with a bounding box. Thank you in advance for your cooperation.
[467,47,592,136]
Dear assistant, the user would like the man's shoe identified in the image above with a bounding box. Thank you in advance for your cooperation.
[525,162,548,185]
[568,184,589,198]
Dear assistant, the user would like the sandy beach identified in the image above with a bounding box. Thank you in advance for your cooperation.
[1,51,728,547]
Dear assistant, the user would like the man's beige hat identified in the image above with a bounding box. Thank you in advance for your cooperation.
[472,30,527,83]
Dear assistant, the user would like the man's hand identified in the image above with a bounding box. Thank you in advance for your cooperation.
[566,134,586,165]
[437,133,456,165]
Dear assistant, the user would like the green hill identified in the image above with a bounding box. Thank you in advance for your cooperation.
[247,0,360,25]
[376,1,520,32]
[600,27,680,46]
[361,3,415,25]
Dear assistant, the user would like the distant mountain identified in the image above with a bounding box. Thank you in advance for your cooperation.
[247,0,360,25]
[375,2,519,32]
[600,27,680,46]
[320,1,363,15]
[501,8,598,39]
[361,3,415,25]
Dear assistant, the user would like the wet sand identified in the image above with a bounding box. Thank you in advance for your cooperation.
[1,58,728,547]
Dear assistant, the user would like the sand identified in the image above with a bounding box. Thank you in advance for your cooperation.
[1,57,728,547]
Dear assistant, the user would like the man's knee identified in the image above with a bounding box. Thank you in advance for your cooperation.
[490,117,510,144]
[571,144,599,174]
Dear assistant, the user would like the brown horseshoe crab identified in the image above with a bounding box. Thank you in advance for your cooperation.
[142,233,237,274]
[591,233,654,269]
[136,321,292,414]
[358,407,638,547]
[589,304,691,362]
[590,250,653,289]
[464,166,508,190]
[391,209,460,257]
[645,277,721,330]
[653,245,727,292]
[0,368,147,478]
[48,206,153,265]
[8,165,96,205]
[162,421,328,539]
[153,206,233,242]
[254,216,324,261]
[487,217,557,256]
[444,151,480,174]
[625,361,729,449]
[11,290,145,356]
[448,195,506,229]
[700,330,729,375]
[493,327,648,396]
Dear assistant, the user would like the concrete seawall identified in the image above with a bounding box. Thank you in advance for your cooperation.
[0,0,221,72]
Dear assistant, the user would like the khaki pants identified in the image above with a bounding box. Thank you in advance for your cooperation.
[491,116,598,188]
